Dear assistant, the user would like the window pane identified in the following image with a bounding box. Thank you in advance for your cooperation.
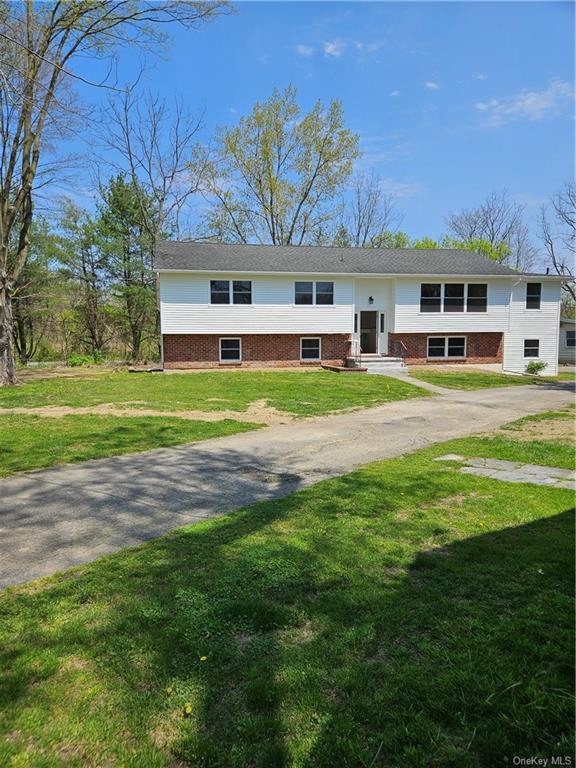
[421,283,441,312]
[220,339,241,360]
[444,284,465,313]
[301,338,320,359]
[524,339,539,357]
[447,337,466,357]
[567,331,575,348]
[295,281,313,305]
[354,314,358,333]
[232,280,252,304]
[467,284,487,312]
[315,281,334,305]
[380,313,385,333]
[526,283,541,310]
[210,280,229,304]
[427,337,446,357]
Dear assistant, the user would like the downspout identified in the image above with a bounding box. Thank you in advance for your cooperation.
[156,270,164,369]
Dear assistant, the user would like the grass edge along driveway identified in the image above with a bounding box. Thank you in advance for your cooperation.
[409,368,574,390]
[0,410,573,768]
[0,370,428,477]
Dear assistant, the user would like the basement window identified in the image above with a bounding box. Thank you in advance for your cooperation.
[219,338,241,363]
[427,336,467,359]
[300,337,321,361]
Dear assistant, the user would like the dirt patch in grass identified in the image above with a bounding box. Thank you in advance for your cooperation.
[0,398,293,426]
[497,418,574,443]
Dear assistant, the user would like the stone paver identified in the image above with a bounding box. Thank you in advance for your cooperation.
[0,381,573,588]
[436,454,575,489]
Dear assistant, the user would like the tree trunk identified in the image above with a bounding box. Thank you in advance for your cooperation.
[0,274,17,385]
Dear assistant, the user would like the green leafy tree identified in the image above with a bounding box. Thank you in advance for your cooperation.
[55,202,114,359]
[0,0,228,385]
[198,86,360,245]
[97,176,157,362]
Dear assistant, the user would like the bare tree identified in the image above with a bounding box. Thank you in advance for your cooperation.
[446,190,536,271]
[540,181,575,301]
[339,171,402,247]
[101,87,207,241]
[0,0,228,386]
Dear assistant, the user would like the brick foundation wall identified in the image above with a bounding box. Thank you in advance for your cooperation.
[163,333,351,369]
[388,332,503,365]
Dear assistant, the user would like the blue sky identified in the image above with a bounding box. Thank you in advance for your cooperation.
[71,1,574,247]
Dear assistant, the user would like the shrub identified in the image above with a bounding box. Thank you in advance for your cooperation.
[525,360,548,376]
[67,353,94,367]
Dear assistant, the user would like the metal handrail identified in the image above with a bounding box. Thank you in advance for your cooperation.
[391,339,407,364]
[350,337,362,368]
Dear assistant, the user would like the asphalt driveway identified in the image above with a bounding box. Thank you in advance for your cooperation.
[1,381,573,588]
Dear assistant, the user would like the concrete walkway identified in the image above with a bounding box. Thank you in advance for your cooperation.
[1,381,573,588]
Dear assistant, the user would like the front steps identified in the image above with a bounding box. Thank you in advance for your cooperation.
[346,354,405,374]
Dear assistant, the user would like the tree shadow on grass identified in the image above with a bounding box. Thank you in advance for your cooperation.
[0,465,573,768]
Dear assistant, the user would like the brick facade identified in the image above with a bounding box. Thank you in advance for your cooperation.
[388,332,503,365]
[163,333,351,369]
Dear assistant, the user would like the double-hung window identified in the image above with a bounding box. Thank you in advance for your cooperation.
[219,338,241,362]
[444,284,465,313]
[526,283,541,310]
[300,337,321,360]
[523,339,539,358]
[295,281,334,305]
[210,280,231,304]
[210,280,252,304]
[420,283,442,312]
[466,284,487,312]
[427,336,467,359]
[566,330,575,348]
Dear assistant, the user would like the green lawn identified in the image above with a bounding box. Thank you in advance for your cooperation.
[1,414,573,767]
[0,369,428,416]
[0,414,258,478]
[409,368,575,390]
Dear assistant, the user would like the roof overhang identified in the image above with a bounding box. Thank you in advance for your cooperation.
[155,268,522,279]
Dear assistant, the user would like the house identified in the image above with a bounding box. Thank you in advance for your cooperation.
[155,242,564,375]
[558,317,576,365]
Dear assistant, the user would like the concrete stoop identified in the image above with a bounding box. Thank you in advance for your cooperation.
[347,355,406,374]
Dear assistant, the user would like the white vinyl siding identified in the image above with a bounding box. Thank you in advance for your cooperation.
[394,278,511,332]
[503,280,561,375]
[160,272,354,334]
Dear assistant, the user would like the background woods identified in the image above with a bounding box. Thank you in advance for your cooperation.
[0,4,572,374]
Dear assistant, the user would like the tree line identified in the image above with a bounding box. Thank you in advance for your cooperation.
[1,3,573,381]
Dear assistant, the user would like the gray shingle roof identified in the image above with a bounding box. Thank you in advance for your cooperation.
[155,241,519,276]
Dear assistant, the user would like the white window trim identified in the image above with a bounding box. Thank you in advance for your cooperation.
[294,281,334,306]
[210,280,252,305]
[525,282,542,311]
[219,337,242,363]
[300,336,322,361]
[419,283,489,314]
[523,339,540,358]
[426,335,467,360]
